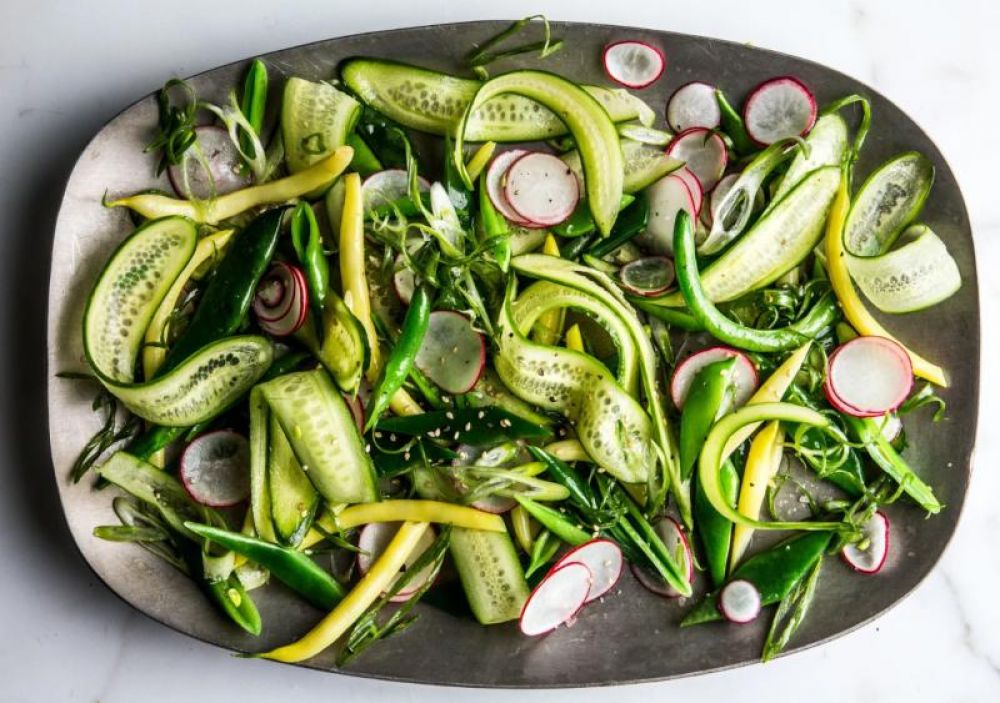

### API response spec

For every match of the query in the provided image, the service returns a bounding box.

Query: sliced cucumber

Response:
[844,151,934,256]
[248,387,277,543]
[454,71,623,236]
[310,291,369,395]
[259,369,377,504]
[847,223,961,313]
[341,58,646,142]
[651,166,842,306]
[771,113,848,204]
[563,138,683,194]
[282,78,361,174]
[268,414,319,547]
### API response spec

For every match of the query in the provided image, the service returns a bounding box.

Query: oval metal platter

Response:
[46,20,979,687]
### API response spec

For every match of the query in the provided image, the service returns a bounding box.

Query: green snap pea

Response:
[633,300,704,331]
[185,522,345,610]
[681,531,833,626]
[514,496,590,546]
[674,210,839,352]
[290,201,330,312]
[239,59,268,158]
[558,232,596,260]
[679,358,738,479]
[478,172,510,270]
[694,459,740,588]
[552,194,635,238]
[586,194,649,257]
[365,285,431,431]
[715,88,756,157]
[207,573,262,636]
[346,133,383,176]
[525,530,562,578]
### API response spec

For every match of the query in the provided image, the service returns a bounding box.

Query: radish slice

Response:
[671,346,758,408]
[519,562,592,636]
[486,149,533,226]
[639,173,697,255]
[619,256,675,297]
[667,128,728,191]
[504,152,580,227]
[666,81,721,132]
[719,579,761,623]
[357,522,440,602]
[179,430,250,507]
[554,538,623,603]
[415,311,487,394]
[673,167,704,216]
[362,169,430,212]
[841,511,890,574]
[253,262,309,337]
[743,76,817,146]
[168,125,251,200]
[824,337,913,417]
[392,253,416,306]
[343,393,365,434]
[602,41,665,89]
[632,517,693,598]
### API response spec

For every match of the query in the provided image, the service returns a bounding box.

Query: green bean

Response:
[377,406,552,446]
[290,201,330,311]
[552,194,635,239]
[239,59,268,158]
[477,172,510,270]
[586,194,649,257]
[346,133,383,176]
[634,300,704,331]
[526,446,597,511]
[715,88,756,156]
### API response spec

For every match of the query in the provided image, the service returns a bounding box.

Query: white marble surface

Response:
[1,0,998,700]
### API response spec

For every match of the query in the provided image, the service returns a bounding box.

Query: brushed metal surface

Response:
[46,20,978,687]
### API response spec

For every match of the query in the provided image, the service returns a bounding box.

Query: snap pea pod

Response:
[290,202,330,311]
[239,59,268,158]
[679,358,738,479]
[585,194,649,258]
[715,88,756,156]
[674,210,839,353]
[478,172,511,271]
[158,208,283,374]
[513,496,590,545]
[185,522,345,610]
[376,407,552,446]
[762,555,824,661]
[681,531,833,626]
[366,285,431,431]
[346,133,383,176]
[559,232,596,260]
[526,446,598,511]
[695,459,740,588]
[633,300,704,332]
[525,529,561,578]
[201,559,262,636]
[552,194,636,239]
[354,107,411,169]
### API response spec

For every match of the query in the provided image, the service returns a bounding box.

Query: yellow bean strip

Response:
[729,420,784,572]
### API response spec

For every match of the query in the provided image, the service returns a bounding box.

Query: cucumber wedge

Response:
[454,70,624,235]
[341,58,646,142]
[650,166,842,306]
[259,369,377,504]
[844,151,934,256]
[563,138,683,194]
[268,414,319,547]
[248,387,277,542]
[282,78,361,174]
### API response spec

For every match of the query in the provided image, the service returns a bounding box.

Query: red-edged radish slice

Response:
[743,76,817,146]
[666,81,721,132]
[619,256,676,297]
[504,152,580,227]
[179,430,250,507]
[667,128,728,191]
[824,337,913,417]
[673,167,704,218]
[640,173,697,255]
[357,522,440,602]
[168,125,251,200]
[719,579,761,623]
[362,169,430,212]
[343,393,365,434]
[632,517,693,598]
[554,538,623,603]
[519,562,592,636]
[602,41,665,89]
[415,310,487,394]
[671,346,758,408]
[253,262,309,336]
[841,511,890,574]
[392,253,416,306]
[486,149,533,226]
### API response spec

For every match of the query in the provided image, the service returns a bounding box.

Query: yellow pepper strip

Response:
[510,504,538,553]
[825,173,948,386]
[531,235,566,346]
[465,141,497,182]
[108,147,353,225]
[564,323,585,352]
[143,229,234,377]
[260,521,430,663]
[722,342,811,460]
[729,420,784,572]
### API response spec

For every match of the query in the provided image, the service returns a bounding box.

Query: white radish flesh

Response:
[673,167,704,215]
[179,431,251,507]
[743,76,817,146]
[415,311,487,394]
[671,346,758,408]
[505,152,580,227]
[602,41,666,89]
[554,539,623,603]
[357,522,439,601]
[824,336,913,417]
[841,511,890,574]
[519,562,592,636]
[667,81,721,132]
[719,579,762,623]
[253,263,309,337]
[639,174,697,255]
[392,253,416,306]
[486,149,533,226]
[667,128,728,191]
[168,126,251,200]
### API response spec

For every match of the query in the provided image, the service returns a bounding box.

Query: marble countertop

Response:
[1,1,997,700]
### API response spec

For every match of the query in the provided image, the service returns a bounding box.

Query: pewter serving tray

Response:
[46,21,978,687]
